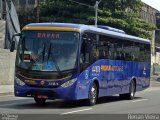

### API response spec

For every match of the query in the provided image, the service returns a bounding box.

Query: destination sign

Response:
[37,32,60,39]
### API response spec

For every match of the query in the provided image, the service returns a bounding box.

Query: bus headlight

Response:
[61,78,77,88]
[15,76,25,86]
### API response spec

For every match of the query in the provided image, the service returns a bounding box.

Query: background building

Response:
[12,0,46,12]
[139,2,160,75]
[155,13,160,46]
[0,0,2,19]
[140,2,158,25]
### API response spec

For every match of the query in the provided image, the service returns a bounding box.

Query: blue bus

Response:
[10,23,151,106]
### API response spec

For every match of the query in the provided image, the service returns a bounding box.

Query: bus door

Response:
[80,33,98,87]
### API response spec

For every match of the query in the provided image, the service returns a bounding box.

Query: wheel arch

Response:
[93,80,99,97]
[132,77,137,91]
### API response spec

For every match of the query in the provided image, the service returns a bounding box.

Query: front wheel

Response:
[86,82,98,106]
[34,97,46,105]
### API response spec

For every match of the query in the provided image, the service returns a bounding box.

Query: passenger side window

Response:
[80,32,97,70]
[80,33,150,63]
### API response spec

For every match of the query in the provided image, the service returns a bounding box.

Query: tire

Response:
[34,97,46,105]
[119,80,136,100]
[87,82,98,106]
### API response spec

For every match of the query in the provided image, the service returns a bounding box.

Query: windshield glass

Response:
[16,31,79,72]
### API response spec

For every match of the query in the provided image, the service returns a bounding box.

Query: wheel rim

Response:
[90,84,97,104]
[131,82,135,97]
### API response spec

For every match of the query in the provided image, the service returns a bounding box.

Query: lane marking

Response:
[132,99,148,103]
[61,108,93,115]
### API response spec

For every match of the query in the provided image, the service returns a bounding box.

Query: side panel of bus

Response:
[76,31,150,100]
[76,59,150,100]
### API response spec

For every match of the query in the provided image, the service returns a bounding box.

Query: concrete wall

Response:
[0,48,16,85]
[0,20,5,48]
[0,12,16,85]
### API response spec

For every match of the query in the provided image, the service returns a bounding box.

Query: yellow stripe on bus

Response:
[22,27,80,32]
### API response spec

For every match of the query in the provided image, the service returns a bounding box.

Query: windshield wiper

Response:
[48,43,62,76]
[42,43,45,62]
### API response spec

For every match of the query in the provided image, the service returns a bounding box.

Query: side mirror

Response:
[10,41,15,52]
[10,33,21,52]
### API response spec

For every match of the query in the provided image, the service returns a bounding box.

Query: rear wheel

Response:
[34,97,46,105]
[119,80,136,100]
[87,82,98,106]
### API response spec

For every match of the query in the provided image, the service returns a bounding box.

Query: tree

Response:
[19,0,156,40]
[97,0,156,39]
[18,9,37,28]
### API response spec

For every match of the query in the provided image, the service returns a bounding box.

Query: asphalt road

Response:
[0,81,160,120]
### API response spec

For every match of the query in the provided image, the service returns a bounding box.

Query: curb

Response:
[0,92,13,96]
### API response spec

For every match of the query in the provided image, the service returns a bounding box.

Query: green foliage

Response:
[18,0,156,40]
[18,9,37,28]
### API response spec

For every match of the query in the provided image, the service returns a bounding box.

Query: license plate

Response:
[37,95,48,99]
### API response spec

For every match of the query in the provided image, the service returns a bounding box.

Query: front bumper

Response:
[14,82,78,100]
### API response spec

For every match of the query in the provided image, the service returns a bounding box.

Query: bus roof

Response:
[23,23,151,44]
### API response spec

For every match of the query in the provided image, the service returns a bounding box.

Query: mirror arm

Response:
[10,33,21,52]
[12,33,21,41]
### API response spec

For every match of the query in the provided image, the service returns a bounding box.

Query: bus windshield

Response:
[16,31,79,72]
